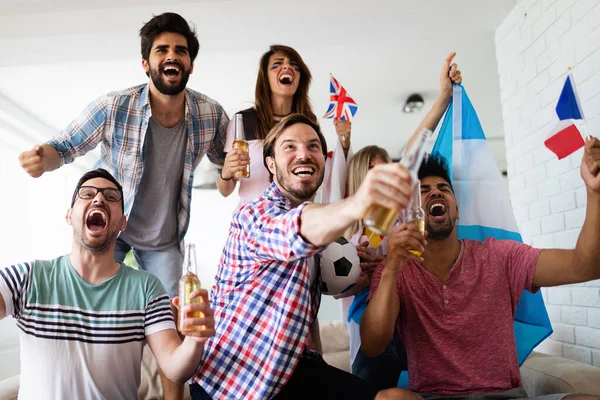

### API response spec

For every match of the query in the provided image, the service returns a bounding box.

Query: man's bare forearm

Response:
[162,337,205,382]
[574,191,600,281]
[300,199,357,247]
[216,173,236,197]
[360,265,401,357]
[406,93,451,151]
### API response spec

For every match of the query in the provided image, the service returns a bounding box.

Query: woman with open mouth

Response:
[216,44,353,208]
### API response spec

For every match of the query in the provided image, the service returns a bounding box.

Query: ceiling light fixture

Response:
[403,93,425,113]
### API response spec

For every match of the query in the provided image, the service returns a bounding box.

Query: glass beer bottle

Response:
[178,243,205,333]
[404,181,426,256]
[233,113,250,179]
[363,127,432,235]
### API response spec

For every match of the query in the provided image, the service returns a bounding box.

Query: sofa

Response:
[2,320,600,399]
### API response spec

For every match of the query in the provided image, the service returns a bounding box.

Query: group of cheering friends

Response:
[3,11,600,400]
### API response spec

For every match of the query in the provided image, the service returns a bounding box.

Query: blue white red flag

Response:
[545,73,585,160]
[323,74,358,121]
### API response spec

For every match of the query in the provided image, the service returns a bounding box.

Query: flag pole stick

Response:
[569,66,592,140]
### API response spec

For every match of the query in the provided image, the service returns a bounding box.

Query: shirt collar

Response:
[137,83,191,121]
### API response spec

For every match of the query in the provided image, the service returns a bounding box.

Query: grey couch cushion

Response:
[521,352,600,396]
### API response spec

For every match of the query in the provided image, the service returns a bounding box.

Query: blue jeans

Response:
[113,237,182,298]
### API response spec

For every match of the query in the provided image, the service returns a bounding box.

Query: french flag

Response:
[545,73,585,160]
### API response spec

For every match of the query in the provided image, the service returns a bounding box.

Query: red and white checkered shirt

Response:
[195,183,323,399]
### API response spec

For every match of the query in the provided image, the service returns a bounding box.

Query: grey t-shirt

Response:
[119,116,187,250]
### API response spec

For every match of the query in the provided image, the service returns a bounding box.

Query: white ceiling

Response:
[0,0,515,166]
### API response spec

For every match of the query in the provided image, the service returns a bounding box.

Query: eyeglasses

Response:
[77,186,122,202]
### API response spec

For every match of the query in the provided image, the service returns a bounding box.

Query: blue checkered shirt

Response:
[47,83,228,245]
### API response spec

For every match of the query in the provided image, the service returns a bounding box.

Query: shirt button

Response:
[444,299,449,304]
[442,285,447,289]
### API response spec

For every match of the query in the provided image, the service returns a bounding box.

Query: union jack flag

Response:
[323,74,358,121]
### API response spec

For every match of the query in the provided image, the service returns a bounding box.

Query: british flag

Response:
[323,74,358,121]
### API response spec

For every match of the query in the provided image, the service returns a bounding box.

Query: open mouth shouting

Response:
[85,208,108,235]
[161,63,182,79]
[427,200,448,223]
[279,73,294,85]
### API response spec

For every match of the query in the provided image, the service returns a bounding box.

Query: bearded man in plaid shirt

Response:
[190,113,413,400]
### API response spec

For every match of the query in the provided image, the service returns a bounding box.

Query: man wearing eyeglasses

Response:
[0,168,216,400]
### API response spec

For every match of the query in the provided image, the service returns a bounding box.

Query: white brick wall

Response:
[496,0,600,366]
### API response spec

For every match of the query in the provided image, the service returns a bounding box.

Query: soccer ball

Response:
[318,237,361,296]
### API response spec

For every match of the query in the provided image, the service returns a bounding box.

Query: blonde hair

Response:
[344,146,392,239]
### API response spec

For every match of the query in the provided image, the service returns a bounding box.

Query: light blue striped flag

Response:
[431,84,553,365]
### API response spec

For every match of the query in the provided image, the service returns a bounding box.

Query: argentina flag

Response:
[431,84,553,365]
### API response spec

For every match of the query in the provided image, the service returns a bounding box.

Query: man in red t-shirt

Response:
[361,137,600,400]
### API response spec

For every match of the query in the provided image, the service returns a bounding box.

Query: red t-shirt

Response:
[369,238,541,395]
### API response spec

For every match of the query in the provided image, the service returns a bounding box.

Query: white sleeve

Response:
[316,139,352,204]
[0,262,32,318]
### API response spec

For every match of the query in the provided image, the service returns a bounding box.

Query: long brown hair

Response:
[344,146,392,239]
[254,45,316,140]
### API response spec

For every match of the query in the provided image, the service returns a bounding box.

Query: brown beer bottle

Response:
[178,243,204,332]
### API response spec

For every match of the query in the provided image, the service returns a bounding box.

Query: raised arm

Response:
[333,119,352,159]
[18,144,61,178]
[533,137,600,287]
[18,96,109,178]
[301,162,412,246]
[405,52,463,151]
[360,222,425,357]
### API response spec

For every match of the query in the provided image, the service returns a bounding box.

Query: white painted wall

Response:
[0,139,82,380]
[496,0,600,367]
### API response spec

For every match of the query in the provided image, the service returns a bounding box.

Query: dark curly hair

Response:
[418,152,454,191]
[140,13,200,67]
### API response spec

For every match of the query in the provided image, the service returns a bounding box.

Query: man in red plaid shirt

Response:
[190,113,413,400]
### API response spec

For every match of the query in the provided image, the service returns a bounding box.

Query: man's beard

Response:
[73,224,119,255]
[426,217,456,240]
[275,161,324,203]
[149,63,190,96]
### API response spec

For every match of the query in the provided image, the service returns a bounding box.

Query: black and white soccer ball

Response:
[318,237,361,296]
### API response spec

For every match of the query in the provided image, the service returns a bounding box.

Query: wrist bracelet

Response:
[220,170,232,181]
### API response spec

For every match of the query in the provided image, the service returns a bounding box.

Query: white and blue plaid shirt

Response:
[48,83,228,246]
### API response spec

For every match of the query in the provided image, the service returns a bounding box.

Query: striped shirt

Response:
[47,83,229,247]
[195,183,323,399]
[0,256,175,400]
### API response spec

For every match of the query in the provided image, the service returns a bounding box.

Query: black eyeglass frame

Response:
[77,186,123,202]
